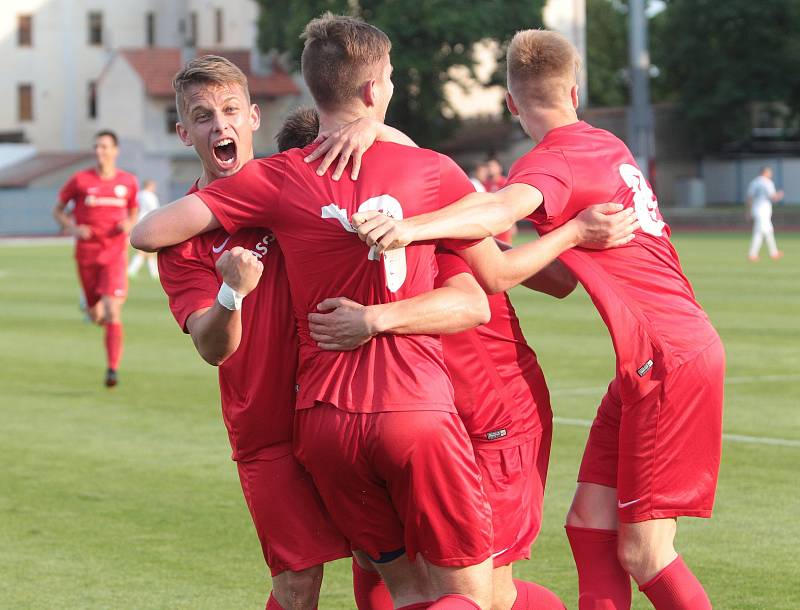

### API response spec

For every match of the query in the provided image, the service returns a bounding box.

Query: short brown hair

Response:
[276,106,319,152]
[300,12,391,110]
[173,55,250,120]
[507,29,580,107]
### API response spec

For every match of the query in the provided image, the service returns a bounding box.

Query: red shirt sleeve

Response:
[437,154,481,251]
[58,175,78,206]
[195,156,286,234]
[434,249,474,288]
[157,239,219,333]
[507,149,573,225]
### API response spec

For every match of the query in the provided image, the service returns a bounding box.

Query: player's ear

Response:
[571,84,579,110]
[249,103,261,132]
[363,79,377,109]
[505,91,519,117]
[176,121,193,147]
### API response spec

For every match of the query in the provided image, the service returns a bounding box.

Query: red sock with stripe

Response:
[352,558,393,610]
[512,579,566,609]
[104,322,123,370]
[566,525,632,609]
[639,555,711,610]
[428,594,480,609]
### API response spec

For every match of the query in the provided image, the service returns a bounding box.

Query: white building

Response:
[0,0,264,150]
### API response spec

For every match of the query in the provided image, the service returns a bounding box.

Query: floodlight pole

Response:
[628,0,655,180]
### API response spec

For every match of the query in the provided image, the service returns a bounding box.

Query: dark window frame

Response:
[88,11,103,46]
[19,84,33,121]
[18,14,33,47]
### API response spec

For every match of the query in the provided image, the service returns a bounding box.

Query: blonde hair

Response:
[300,12,391,110]
[173,55,250,120]
[507,29,580,107]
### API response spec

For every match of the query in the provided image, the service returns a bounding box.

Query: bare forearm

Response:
[494,238,577,297]
[494,225,578,293]
[53,206,74,231]
[130,194,219,251]
[368,287,489,335]
[406,184,542,242]
[187,303,242,365]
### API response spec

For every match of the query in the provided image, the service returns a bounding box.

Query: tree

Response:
[256,0,545,146]
[655,0,800,151]
[586,0,629,107]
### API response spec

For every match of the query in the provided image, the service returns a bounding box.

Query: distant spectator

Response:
[747,166,784,261]
[128,180,160,278]
[482,157,507,193]
[469,162,488,193]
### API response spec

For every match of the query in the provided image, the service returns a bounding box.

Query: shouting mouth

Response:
[213,138,238,168]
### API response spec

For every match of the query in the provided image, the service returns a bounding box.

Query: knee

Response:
[273,566,323,610]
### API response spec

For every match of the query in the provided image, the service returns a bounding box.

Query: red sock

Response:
[352,558,393,610]
[104,322,123,370]
[265,593,286,610]
[566,525,632,609]
[640,555,711,610]
[428,594,480,609]
[512,579,566,609]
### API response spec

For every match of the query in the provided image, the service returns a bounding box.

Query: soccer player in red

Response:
[153,56,354,610]
[353,29,725,610]
[307,248,574,610]
[54,130,138,387]
[131,15,635,609]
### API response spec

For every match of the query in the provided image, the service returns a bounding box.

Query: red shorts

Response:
[474,421,551,568]
[294,404,493,567]
[578,339,725,523]
[77,256,127,307]
[236,446,351,576]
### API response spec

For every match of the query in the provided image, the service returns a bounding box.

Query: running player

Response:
[353,29,725,610]
[155,56,353,610]
[128,179,161,279]
[54,130,138,387]
[131,15,630,609]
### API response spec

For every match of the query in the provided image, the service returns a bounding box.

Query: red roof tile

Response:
[0,152,94,187]
[117,48,300,99]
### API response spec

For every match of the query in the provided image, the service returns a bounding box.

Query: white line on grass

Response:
[551,373,800,397]
[0,236,72,246]
[553,417,800,447]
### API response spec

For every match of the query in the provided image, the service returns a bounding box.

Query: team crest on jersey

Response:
[114,184,129,198]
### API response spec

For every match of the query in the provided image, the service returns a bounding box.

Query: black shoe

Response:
[105,368,118,388]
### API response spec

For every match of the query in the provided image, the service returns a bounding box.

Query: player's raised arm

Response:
[353,182,543,253]
[308,273,490,351]
[460,203,637,294]
[304,117,417,181]
[130,193,219,252]
[183,247,263,365]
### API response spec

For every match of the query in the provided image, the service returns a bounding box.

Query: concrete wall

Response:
[0,187,60,235]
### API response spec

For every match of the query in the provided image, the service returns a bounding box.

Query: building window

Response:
[166,106,179,133]
[88,11,103,46]
[215,9,223,44]
[187,12,197,47]
[18,15,33,47]
[88,82,97,119]
[18,84,33,121]
[146,12,155,47]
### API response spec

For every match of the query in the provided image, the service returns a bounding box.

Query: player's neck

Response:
[96,163,116,179]
[318,108,377,134]
[525,108,579,143]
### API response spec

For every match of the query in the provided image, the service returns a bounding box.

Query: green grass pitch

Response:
[0,232,798,609]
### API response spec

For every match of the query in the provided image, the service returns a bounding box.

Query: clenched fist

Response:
[215,246,263,297]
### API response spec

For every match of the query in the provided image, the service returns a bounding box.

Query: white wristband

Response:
[217,282,243,311]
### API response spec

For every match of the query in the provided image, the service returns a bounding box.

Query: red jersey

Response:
[59,168,138,264]
[196,143,475,413]
[435,251,551,449]
[157,183,298,462]
[508,121,719,402]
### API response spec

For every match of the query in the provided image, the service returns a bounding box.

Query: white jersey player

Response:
[747,166,784,260]
[128,180,161,278]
